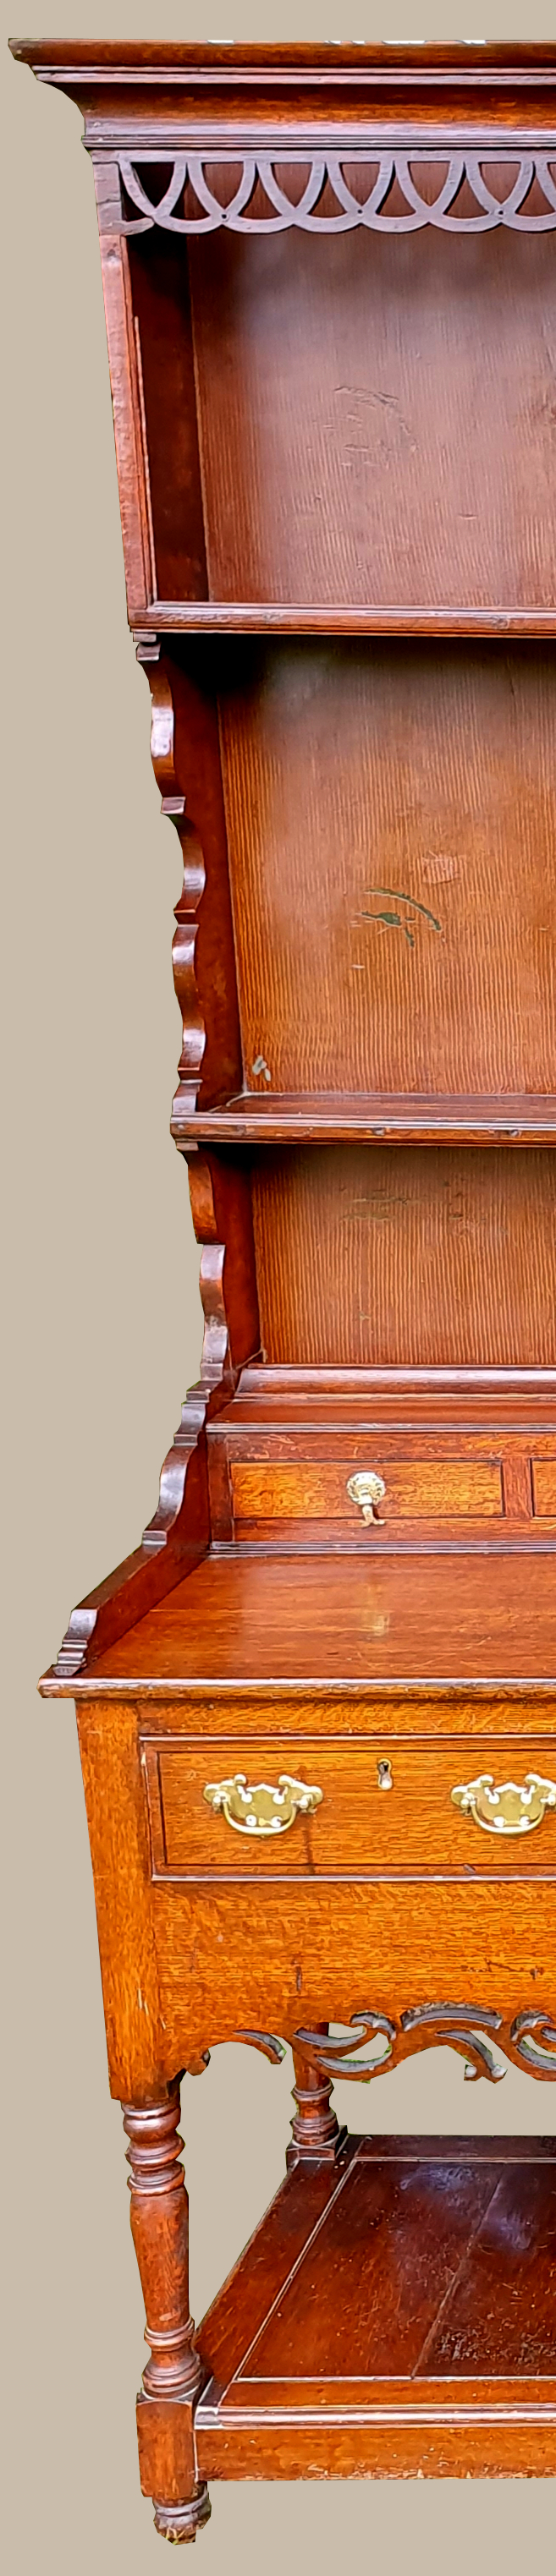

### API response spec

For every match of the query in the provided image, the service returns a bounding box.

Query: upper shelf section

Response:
[13,42,556,635]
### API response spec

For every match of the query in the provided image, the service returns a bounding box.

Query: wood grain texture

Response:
[140,1885,556,2081]
[10,40,556,127]
[251,1147,556,1369]
[186,1153,261,1388]
[220,644,555,1098]
[128,238,207,606]
[123,2085,211,2539]
[173,1091,556,1145]
[123,2086,202,2400]
[211,1406,553,1547]
[197,2148,360,2395]
[194,2137,556,2478]
[93,164,153,623]
[289,2023,344,2162]
[140,604,556,639]
[196,2417,556,2480]
[142,1734,556,1880]
[152,1877,555,2067]
[235,1362,556,1409]
[14,32,556,2533]
[139,643,242,1117]
[57,1551,556,1691]
[236,2154,512,2377]
[420,2158,556,2374]
[534,1461,556,1516]
[75,1700,162,2100]
[230,1460,503,1521]
[190,236,556,613]
[130,1690,556,1740]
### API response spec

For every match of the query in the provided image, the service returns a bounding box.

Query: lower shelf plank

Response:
[195,2135,556,2480]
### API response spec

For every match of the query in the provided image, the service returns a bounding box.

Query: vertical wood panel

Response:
[220,643,555,1099]
[251,1146,556,1369]
[190,227,556,609]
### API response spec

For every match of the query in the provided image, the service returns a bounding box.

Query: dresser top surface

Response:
[47,1552,556,1696]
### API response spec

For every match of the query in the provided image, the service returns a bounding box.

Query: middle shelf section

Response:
[145,633,556,1148]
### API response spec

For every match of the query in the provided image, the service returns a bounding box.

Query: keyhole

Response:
[377,1759,393,1791]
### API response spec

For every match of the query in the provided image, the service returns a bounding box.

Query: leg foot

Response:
[153,2487,212,2545]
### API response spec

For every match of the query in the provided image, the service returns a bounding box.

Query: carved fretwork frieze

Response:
[228,2005,556,2084]
[114,150,556,237]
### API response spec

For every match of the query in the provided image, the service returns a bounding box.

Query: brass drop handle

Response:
[451,1772,556,1837]
[203,1773,323,1837]
[347,1471,386,1526]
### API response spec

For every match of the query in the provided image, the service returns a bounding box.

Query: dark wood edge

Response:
[40,1670,556,1701]
[238,1364,556,1394]
[172,1093,556,1147]
[140,607,556,639]
[9,41,556,78]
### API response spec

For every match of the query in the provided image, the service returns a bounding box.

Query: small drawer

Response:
[533,1459,556,1517]
[230,1461,502,1526]
[141,1737,556,1880]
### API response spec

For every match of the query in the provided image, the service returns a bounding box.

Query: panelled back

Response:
[250,1145,556,1368]
[218,641,555,1099]
[128,221,556,613]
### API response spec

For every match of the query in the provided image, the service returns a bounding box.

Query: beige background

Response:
[3,5,555,2569]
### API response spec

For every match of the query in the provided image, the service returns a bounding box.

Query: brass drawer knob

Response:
[203,1773,323,1837]
[451,1771,556,1836]
[346,1471,386,1525]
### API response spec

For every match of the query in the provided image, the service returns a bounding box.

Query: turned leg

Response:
[287,2025,347,2168]
[122,2080,211,2543]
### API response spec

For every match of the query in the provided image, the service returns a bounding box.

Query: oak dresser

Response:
[11,38,556,2536]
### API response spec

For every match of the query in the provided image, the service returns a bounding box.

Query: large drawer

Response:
[141,1735,556,1881]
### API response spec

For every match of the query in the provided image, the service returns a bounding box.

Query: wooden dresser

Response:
[12,39,556,2534]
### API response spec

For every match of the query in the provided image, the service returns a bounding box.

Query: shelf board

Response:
[139,602,556,639]
[195,2135,556,2482]
[173,1091,556,1146]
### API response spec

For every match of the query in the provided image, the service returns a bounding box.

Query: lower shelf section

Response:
[195,2135,556,2480]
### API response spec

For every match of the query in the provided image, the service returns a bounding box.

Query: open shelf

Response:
[172,1092,556,1147]
[195,2135,556,2481]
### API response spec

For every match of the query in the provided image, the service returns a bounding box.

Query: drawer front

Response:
[231,1460,502,1525]
[534,1460,556,1517]
[142,1737,556,1880]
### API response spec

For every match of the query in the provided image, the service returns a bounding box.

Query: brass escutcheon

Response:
[346,1471,386,1526]
[451,1772,556,1837]
[203,1773,323,1837]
